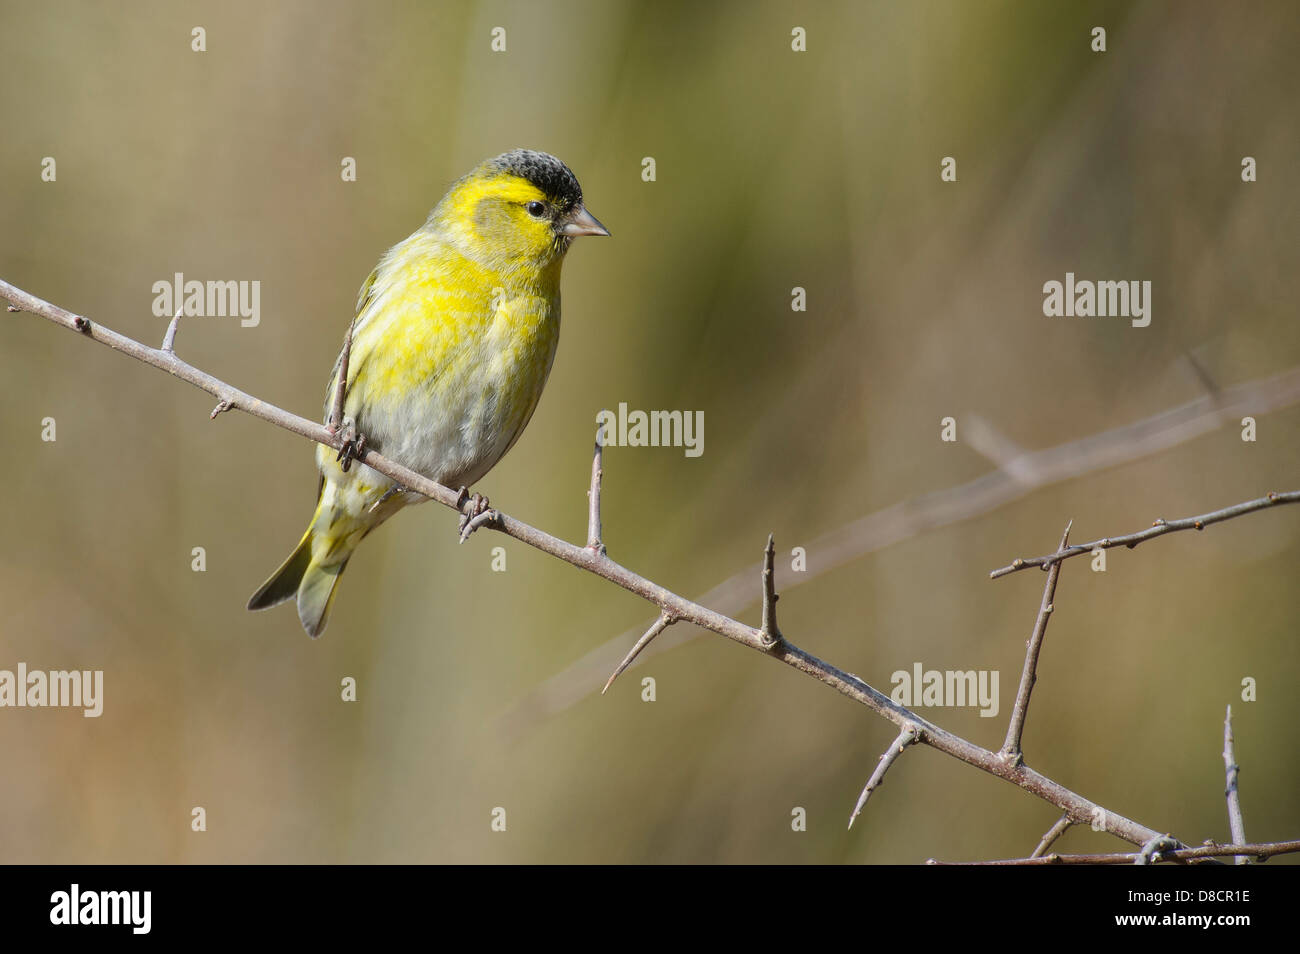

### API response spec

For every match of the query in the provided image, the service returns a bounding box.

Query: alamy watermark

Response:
[50,884,150,934]
[152,272,260,327]
[890,662,999,718]
[1043,272,1151,327]
[0,663,103,717]
[596,403,704,457]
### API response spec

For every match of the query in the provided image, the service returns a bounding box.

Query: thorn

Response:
[760,533,782,649]
[368,484,405,514]
[161,306,182,353]
[848,726,918,829]
[602,613,674,693]
[587,426,605,553]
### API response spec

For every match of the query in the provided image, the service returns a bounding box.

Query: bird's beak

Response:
[558,204,611,237]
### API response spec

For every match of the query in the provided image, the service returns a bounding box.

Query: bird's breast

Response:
[350,276,562,489]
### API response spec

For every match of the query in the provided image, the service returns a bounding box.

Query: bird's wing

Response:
[312,265,382,502]
[321,265,381,422]
[355,265,380,316]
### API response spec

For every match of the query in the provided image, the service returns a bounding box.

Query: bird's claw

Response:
[334,420,366,473]
[457,492,496,543]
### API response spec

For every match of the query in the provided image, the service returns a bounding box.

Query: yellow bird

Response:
[248,150,609,637]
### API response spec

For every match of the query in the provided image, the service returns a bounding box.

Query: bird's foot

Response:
[334,420,367,473]
[456,490,497,543]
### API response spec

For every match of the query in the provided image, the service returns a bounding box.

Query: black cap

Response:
[486,149,583,211]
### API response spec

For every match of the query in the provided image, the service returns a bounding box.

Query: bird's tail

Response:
[247,499,359,638]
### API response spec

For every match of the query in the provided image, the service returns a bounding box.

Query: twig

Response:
[602,613,675,694]
[991,492,1300,579]
[1223,705,1247,864]
[930,840,1300,865]
[759,533,782,649]
[2,279,346,454]
[848,725,918,829]
[3,277,1282,855]
[518,364,1300,725]
[1031,814,1074,858]
[1000,522,1071,764]
[586,426,605,554]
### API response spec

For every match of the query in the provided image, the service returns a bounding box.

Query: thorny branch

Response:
[991,492,1300,579]
[5,276,1299,863]
[931,840,1300,866]
[519,361,1300,724]
[937,708,1290,865]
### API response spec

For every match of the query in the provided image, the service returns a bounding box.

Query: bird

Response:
[247,149,609,637]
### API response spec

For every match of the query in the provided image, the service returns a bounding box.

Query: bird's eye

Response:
[525,201,546,218]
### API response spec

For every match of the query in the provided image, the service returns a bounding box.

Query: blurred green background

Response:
[1,0,1297,863]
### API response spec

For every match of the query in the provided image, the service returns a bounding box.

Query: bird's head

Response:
[434,149,609,271]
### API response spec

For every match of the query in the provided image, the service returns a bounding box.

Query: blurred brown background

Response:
[0,0,1296,863]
